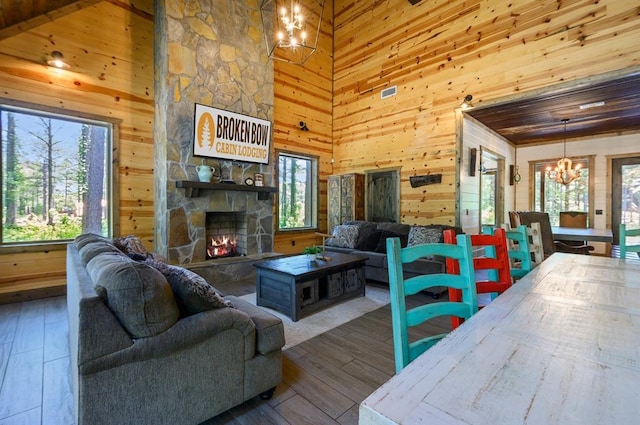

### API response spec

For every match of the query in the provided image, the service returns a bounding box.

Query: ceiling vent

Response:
[381,86,397,99]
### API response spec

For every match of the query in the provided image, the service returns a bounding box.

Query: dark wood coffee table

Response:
[254,252,368,321]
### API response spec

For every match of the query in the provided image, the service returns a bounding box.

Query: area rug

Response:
[239,285,390,350]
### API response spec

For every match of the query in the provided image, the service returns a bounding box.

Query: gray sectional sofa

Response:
[67,233,284,425]
[324,221,462,296]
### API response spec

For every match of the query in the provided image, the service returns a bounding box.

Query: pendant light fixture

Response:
[546,119,581,185]
[260,0,325,64]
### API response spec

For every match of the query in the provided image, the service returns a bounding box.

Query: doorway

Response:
[479,149,505,229]
[611,156,640,245]
[365,168,400,223]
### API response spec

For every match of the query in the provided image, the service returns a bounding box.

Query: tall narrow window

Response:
[1,104,115,244]
[532,157,591,226]
[277,152,317,230]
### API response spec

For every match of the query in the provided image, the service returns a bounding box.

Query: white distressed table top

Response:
[359,253,640,425]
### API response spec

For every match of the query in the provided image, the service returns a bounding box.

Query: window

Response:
[277,152,317,230]
[532,157,591,226]
[1,103,115,245]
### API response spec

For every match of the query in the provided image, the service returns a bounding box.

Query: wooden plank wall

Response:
[332,0,640,226]
[0,0,155,300]
[272,1,335,255]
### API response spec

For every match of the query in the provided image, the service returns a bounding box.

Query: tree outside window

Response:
[278,152,317,230]
[1,104,114,244]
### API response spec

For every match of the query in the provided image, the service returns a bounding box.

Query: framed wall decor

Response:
[193,103,272,164]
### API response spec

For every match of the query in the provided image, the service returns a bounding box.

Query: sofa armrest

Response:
[226,296,285,355]
[79,306,255,375]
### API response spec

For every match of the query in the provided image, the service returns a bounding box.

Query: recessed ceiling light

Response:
[579,101,605,110]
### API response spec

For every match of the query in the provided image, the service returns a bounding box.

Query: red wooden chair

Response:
[443,228,512,328]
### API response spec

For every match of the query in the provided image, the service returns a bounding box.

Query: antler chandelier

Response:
[546,119,581,185]
[260,0,325,64]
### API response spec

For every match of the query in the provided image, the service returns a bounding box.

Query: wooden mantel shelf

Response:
[176,181,277,200]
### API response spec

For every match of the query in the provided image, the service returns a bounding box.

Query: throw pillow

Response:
[113,235,150,258]
[145,259,233,316]
[408,226,442,246]
[355,227,382,251]
[374,230,408,254]
[326,224,359,248]
[91,255,180,338]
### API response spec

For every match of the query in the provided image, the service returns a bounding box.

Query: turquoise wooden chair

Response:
[484,225,533,280]
[619,223,640,259]
[386,235,478,373]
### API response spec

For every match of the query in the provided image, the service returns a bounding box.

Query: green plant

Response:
[302,246,322,255]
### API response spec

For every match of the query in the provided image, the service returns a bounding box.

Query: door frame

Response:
[609,154,640,244]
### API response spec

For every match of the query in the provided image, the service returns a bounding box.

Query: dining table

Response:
[359,253,640,424]
[551,226,613,243]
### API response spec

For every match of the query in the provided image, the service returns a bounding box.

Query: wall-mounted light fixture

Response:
[461,94,474,109]
[47,51,70,69]
[299,121,309,131]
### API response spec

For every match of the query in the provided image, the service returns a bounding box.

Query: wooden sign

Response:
[410,174,442,188]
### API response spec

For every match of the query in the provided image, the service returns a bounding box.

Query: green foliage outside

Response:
[3,214,83,242]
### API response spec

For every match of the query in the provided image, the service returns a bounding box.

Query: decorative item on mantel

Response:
[196,160,215,183]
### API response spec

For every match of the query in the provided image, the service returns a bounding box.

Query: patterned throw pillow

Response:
[326,224,360,248]
[113,235,150,258]
[145,259,233,316]
[408,226,442,246]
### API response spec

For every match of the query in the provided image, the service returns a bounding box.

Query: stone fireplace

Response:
[153,1,275,265]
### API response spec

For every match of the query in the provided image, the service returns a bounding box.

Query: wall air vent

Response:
[381,86,397,99]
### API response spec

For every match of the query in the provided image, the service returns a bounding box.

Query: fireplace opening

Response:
[205,211,247,259]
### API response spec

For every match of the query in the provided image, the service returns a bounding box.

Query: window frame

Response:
[529,155,595,226]
[275,150,318,233]
[0,98,120,251]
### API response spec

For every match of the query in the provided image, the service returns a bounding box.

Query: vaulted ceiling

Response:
[3,1,640,147]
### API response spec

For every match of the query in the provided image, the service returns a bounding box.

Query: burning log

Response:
[207,235,237,259]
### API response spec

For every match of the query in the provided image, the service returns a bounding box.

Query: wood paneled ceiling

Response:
[0,0,104,40]
[465,72,640,146]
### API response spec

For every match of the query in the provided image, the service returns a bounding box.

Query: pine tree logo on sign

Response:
[197,112,215,150]
[193,104,271,165]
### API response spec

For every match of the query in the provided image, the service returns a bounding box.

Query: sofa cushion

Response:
[355,227,382,251]
[326,224,359,248]
[377,222,411,235]
[408,226,442,246]
[90,255,180,338]
[75,233,112,249]
[145,259,232,316]
[77,238,126,265]
[375,230,408,253]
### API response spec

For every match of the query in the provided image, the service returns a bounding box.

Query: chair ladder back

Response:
[386,236,478,374]
[499,224,534,279]
[443,228,512,328]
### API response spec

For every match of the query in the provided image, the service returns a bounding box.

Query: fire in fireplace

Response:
[207,235,238,259]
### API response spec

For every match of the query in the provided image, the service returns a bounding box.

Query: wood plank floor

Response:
[0,281,451,425]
